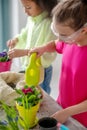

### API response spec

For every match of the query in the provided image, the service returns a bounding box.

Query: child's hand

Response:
[29,46,46,58]
[8,49,28,59]
[8,49,21,59]
[51,109,70,124]
[7,38,18,49]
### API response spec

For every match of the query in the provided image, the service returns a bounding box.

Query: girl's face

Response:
[21,0,43,17]
[51,20,87,45]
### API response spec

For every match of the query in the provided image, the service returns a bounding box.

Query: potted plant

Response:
[15,84,42,129]
[0,51,12,72]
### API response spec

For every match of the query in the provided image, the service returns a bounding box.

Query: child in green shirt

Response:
[7,0,57,94]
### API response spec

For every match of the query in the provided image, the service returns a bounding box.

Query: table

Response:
[0,91,86,130]
[0,90,86,130]
[31,90,86,130]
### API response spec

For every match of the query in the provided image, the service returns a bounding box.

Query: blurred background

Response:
[0,0,62,100]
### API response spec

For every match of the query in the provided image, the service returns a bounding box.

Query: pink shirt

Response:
[56,42,87,127]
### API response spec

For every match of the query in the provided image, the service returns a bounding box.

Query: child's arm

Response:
[29,40,56,57]
[7,24,28,50]
[7,40,57,59]
[51,100,87,124]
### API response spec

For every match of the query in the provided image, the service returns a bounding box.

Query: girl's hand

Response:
[29,41,56,57]
[51,109,70,124]
[52,100,87,124]
[8,49,29,59]
[29,46,46,58]
[7,38,18,49]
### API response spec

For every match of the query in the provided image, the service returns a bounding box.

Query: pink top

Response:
[56,41,87,127]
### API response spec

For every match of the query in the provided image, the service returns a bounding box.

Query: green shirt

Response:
[15,11,57,69]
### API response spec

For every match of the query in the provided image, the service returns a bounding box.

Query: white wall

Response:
[50,55,62,99]
[10,0,27,37]
[10,0,19,37]
[18,0,27,32]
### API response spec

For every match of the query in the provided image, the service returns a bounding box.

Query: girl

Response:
[29,0,87,127]
[7,0,57,94]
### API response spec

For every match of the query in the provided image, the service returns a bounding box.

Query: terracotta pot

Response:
[16,102,40,129]
[0,60,12,72]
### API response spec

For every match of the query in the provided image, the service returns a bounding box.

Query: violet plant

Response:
[0,51,10,62]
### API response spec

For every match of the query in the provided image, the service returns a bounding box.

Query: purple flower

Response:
[0,52,7,57]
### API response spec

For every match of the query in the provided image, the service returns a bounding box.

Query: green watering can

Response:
[25,53,41,86]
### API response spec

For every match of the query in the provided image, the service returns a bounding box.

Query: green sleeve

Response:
[15,23,28,49]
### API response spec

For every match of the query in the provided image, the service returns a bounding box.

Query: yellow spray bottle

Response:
[25,53,41,86]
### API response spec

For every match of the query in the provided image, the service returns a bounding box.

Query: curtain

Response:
[0,0,11,52]
[0,1,3,51]
[0,0,26,52]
